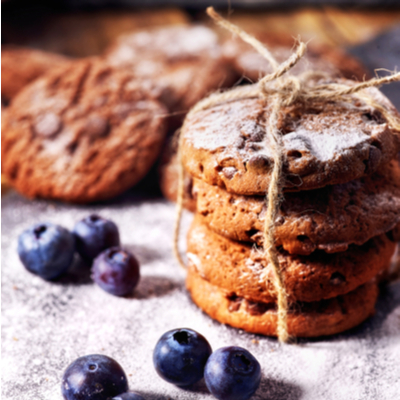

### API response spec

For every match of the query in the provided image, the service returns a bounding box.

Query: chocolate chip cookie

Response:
[106,25,237,122]
[1,46,69,103]
[181,82,400,194]
[193,159,400,254]
[2,58,168,203]
[187,217,395,303]
[187,267,378,338]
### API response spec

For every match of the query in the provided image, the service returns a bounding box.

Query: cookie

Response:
[181,81,400,195]
[1,46,69,103]
[187,217,394,303]
[223,34,369,82]
[193,159,400,254]
[187,267,378,338]
[2,58,168,203]
[159,135,196,212]
[106,25,237,121]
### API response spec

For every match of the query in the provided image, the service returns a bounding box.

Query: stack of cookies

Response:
[179,78,400,338]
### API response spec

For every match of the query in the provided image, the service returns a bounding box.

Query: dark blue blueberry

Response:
[17,222,75,280]
[92,247,140,296]
[204,346,261,400]
[153,328,212,387]
[73,215,120,263]
[112,392,146,400]
[62,354,128,400]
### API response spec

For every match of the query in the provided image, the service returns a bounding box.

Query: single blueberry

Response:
[73,215,120,263]
[17,222,75,280]
[92,247,140,296]
[112,392,146,400]
[204,346,261,400]
[153,328,212,387]
[62,354,128,400]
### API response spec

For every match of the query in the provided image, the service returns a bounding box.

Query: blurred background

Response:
[2,0,400,105]
[2,0,400,198]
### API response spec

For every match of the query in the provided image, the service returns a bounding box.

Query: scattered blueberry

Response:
[204,346,261,400]
[112,392,146,400]
[62,354,128,400]
[92,247,140,296]
[153,328,212,387]
[17,222,75,280]
[73,215,120,262]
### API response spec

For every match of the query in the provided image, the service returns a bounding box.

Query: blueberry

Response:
[92,247,140,296]
[62,354,128,400]
[153,328,212,387]
[204,346,261,400]
[17,222,75,280]
[112,393,146,400]
[73,215,120,262]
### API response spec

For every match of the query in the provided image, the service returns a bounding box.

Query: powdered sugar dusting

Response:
[110,25,220,67]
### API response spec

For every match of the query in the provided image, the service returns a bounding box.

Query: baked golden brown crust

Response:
[181,85,400,195]
[1,58,168,203]
[186,267,378,338]
[193,160,400,254]
[106,25,237,122]
[1,46,69,102]
[187,217,394,303]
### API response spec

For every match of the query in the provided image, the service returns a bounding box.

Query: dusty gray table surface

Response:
[2,190,400,400]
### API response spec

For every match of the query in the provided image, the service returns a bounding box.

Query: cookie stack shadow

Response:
[179,85,400,338]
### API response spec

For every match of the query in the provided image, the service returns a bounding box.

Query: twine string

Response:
[173,7,400,342]
[259,93,290,342]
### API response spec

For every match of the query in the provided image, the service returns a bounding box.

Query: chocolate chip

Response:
[34,112,62,138]
[287,150,303,159]
[247,154,270,171]
[227,294,242,312]
[330,272,346,286]
[85,115,110,138]
[297,235,310,243]
[249,130,264,142]
[235,137,245,149]
[245,142,263,151]
[363,145,382,174]
[245,229,258,239]
[222,167,237,180]
[245,300,275,316]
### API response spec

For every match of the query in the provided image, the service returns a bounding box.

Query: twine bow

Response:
[174,7,400,343]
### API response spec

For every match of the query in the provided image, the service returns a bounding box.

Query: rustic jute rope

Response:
[173,7,400,343]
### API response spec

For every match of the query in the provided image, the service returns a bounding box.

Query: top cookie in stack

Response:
[181,83,399,194]
[181,73,400,338]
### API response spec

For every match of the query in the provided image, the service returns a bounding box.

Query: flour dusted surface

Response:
[2,191,399,399]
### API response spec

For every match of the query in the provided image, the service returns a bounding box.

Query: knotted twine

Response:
[173,7,400,343]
